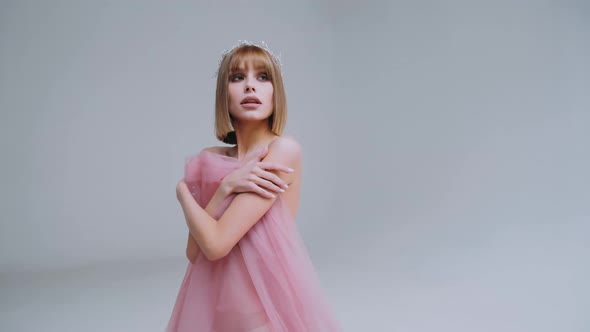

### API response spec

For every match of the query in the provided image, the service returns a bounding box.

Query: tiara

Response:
[214,40,283,77]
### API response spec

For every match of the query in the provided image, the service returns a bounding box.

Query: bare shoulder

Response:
[267,135,302,162]
[267,136,301,188]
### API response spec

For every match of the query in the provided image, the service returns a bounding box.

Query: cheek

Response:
[228,85,240,103]
[227,87,233,100]
[266,86,274,102]
[227,89,239,114]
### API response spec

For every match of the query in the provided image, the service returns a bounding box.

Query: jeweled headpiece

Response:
[215,40,283,77]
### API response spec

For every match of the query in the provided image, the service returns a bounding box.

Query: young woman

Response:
[166,42,341,332]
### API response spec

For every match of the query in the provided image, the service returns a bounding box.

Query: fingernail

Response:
[288,168,294,172]
[279,189,285,193]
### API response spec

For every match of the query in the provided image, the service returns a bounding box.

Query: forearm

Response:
[178,183,222,260]
[186,184,229,261]
[205,183,230,216]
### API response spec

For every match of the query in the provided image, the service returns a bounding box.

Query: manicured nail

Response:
[288,168,294,172]
[279,188,285,193]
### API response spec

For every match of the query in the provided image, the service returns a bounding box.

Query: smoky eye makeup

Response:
[228,69,270,82]
[258,72,270,80]
[229,73,244,81]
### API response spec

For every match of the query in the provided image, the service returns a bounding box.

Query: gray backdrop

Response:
[1,0,589,331]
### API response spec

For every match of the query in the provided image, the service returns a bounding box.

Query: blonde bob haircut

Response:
[215,44,287,144]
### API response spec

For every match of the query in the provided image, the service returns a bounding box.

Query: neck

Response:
[231,120,277,160]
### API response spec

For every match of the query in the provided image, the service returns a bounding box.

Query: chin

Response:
[230,110,273,122]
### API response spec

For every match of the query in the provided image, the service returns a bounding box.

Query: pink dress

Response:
[166,149,341,332]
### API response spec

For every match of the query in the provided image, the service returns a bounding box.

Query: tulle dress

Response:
[165,149,341,332]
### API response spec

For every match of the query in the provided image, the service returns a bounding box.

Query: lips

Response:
[241,97,261,104]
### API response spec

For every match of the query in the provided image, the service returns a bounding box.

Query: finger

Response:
[257,161,294,174]
[254,169,289,189]
[257,188,275,199]
[250,183,275,198]
[253,176,286,193]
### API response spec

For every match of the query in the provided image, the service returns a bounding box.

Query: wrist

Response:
[218,181,231,198]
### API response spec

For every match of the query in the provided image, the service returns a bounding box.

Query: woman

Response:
[167,41,340,332]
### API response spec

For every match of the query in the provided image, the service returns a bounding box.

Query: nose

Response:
[244,78,256,92]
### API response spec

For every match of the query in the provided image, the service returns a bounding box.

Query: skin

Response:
[185,146,294,262]
[219,145,293,200]
[178,61,302,261]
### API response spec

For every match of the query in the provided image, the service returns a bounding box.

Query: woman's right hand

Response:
[220,146,294,199]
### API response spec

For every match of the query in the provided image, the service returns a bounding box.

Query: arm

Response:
[185,185,230,262]
[185,147,292,262]
[177,137,301,261]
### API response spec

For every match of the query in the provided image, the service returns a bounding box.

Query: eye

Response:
[230,74,244,82]
[258,73,270,81]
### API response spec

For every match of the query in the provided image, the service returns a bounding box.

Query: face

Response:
[227,62,274,124]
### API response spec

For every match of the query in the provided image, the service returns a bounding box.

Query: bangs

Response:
[228,46,275,79]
